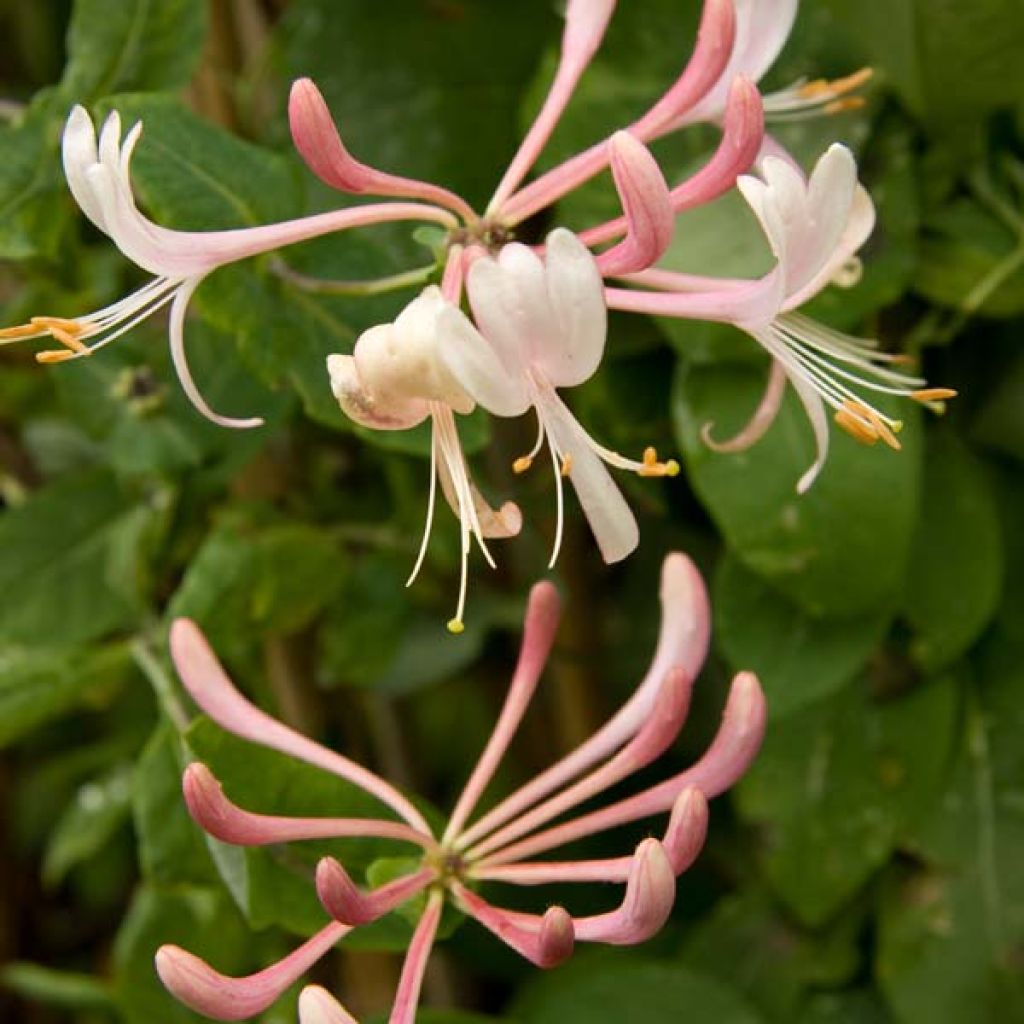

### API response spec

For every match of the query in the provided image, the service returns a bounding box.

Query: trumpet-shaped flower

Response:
[327,274,521,633]
[0,106,457,428]
[438,228,679,567]
[154,554,766,1022]
[606,144,955,491]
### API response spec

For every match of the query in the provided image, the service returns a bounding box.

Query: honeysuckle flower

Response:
[0,106,458,428]
[437,228,680,567]
[606,144,956,491]
[679,0,871,130]
[155,553,766,1023]
[326,254,522,634]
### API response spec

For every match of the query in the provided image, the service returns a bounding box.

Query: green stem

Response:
[270,258,436,297]
[131,638,190,734]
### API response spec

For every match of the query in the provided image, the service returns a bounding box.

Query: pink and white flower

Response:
[154,553,766,1022]
[607,144,955,491]
[0,106,458,428]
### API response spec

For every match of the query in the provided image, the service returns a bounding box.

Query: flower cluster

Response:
[1,0,953,629]
[154,553,765,1022]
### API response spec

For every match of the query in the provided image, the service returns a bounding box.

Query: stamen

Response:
[911,388,958,402]
[798,68,873,101]
[834,404,879,445]
[448,619,466,635]
[0,323,43,340]
[513,416,546,475]
[560,454,573,477]
[824,97,867,115]
[637,447,680,478]
[513,456,533,474]
[36,349,78,364]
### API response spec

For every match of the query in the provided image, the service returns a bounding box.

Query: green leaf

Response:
[133,724,216,885]
[0,642,130,747]
[43,760,134,885]
[168,519,347,651]
[714,555,891,719]
[0,470,140,646]
[514,954,765,1024]
[903,429,1002,670]
[831,0,1024,138]
[877,635,1024,1022]
[62,0,208,98]
[681,890,862,1021]
[737,675,959,926]
[0,962,115,1013]
[672,360,923,617]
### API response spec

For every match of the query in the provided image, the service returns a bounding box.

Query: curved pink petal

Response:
[288,78,473,221]
[182,763,434,849]
[389,893,443,1024]
[452,885,575,968]
[593,133,674,277]
[315,858,436,926]
[155,923,349,1021]
[572,839,676,944]
[169,620,431,834]
[702,356,787,452]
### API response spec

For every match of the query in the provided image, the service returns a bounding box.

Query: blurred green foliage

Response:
[1,1,1023,1022]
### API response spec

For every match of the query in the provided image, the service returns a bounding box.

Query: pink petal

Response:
[288,78,473,221]
[315,858,436,926]
[170,620,432,834]
[593,133,674,277]
[470,788,709,885]
[701,356,787,452]
[444,582,561,842]
[388,893,443,1024]
[182,762,435,849]
[298,986,359,1024]
[572,839,676,945]
[456,553,709,851]
[452,885,575,968]
[155,923,349,1021]
[467,666,692,862]
[481,672,765,864]
[487,0,617,214]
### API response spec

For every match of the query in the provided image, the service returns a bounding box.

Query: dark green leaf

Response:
[672,360,923,617]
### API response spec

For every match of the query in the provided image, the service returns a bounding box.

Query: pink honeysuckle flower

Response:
[155,553,766,1022]
[0,106,460,429]
[606,144,956,492]
[679,0,871,131]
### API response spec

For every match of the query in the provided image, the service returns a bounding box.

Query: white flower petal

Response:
[437,305,531,417]
[540,228,607,388]
[61,106,107,232]
[535,387,639,564]
[327,351,429,431]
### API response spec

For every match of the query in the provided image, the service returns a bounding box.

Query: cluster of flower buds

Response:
[0,0,954,629]
[154,553,766,1022]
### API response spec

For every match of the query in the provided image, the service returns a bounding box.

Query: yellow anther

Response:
[560,454,573,477]
[824,97,867,115]
[799,67,873,101]
[513,455,533,474]
[911,388,958,402]
[835,404,880,446]
[36,349,77,364]
[31,316,85,336]
[0,323,41,340]
[447,618,465,635]
[889,354,918,367]
[638,446,680,478]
